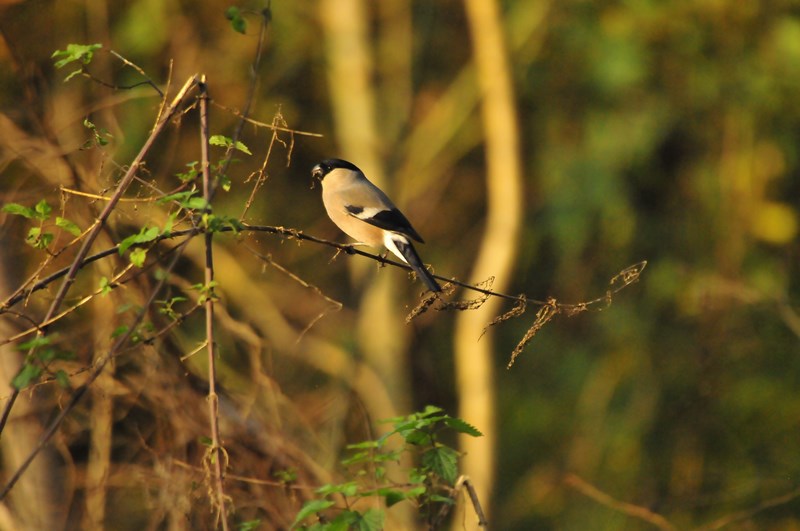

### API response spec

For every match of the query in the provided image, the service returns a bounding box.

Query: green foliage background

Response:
[0,1,799,529]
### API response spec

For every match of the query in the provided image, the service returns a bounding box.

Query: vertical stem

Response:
[198,76,229,531]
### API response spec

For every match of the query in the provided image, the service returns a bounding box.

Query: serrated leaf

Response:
[291,499,335,528]
[12,364,42,390]
[233,140,252,155]
[422,446,459,485]
[2,203,36,218]
[56,216,81,236]
[129,247,147,267]
[444,417,483,437]
[353,508,384,531]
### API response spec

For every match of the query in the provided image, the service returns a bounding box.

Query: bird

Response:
[311,158,442,293]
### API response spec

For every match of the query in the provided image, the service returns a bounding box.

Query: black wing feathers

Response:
[345,205,425,243]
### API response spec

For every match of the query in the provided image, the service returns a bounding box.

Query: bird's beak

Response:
[311,164,323,181]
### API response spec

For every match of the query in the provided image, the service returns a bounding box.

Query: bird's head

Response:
[311,158,362,185]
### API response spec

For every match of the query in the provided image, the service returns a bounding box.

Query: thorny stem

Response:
[198,77,230,530]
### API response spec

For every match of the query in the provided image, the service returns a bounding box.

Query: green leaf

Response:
[379,489,406,507]
[157,190,196,205]
[54,369,71,388]
[56,216,81,236]
[421,405,445,416]
[118,226,160,254]
[209,134,251,155]
[176,161,200,183]
[237,520,261,531]
[129,247,147,267]
[291,499,335,528]
[352,508,384,531]
[220,173,232,192]
[26,227,54,249]
[36,348,58,362]
[198,435,213,446]
[316,482,358,497]
[12,363,42,390]
[17,336,52,351]
[233,140,252,155]
[182,196,210,210]
[422,446,459,485]
[209,135,230,148]
[403,429,431,446]
[406,485,427,498]
[2,203,36,219]
[346,440,381,450]
[51,43,102,69]
[428,494,455,504]
[34,199,52,220]
[99,276,112,296]
[111,325,129,338]
[225,7,247,34]
[444,417,483,437]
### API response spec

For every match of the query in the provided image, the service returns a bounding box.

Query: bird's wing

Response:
[345,204,425,243]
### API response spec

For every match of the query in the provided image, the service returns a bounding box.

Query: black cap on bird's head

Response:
[311,158,361,182]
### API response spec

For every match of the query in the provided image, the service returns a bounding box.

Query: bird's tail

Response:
[387,234,442,293]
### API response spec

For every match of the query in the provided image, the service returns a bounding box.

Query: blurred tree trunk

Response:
[454,0,523,527]
[318,1,413,528]
[0,260,65,530]
[81,252,118,530]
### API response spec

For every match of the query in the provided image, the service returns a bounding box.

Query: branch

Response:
[198,77,230,531]
[0,75,200,437]
[565,473,677,531]
[0,233,194,501]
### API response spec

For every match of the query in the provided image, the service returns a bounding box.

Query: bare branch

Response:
[565,473,677,531]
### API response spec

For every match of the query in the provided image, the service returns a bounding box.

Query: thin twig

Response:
[198,77,230,530]
[693,484,800,530]
[565,473,677,531]
[1,223,646,317]
[456,475,489,528]
[213,4,273,202]
[0,75,199,437]
[210,101,323,138]
[0,234,194,501]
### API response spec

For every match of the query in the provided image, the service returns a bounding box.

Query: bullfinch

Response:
[311,158,441,292]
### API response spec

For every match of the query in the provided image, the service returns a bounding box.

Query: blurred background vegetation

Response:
[1,0,799,529]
